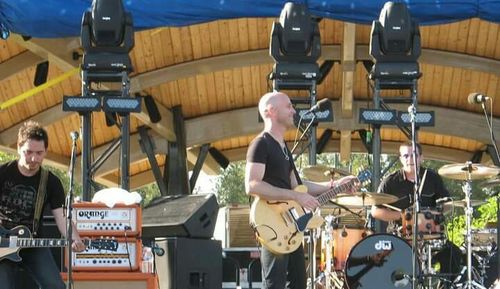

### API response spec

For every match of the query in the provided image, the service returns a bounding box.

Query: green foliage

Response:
[212,161,247,206]
[447,196,497,246]
[136,183,161,207]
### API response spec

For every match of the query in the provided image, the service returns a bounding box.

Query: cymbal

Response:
[330,192,398,207]
[442,199,487,214]
[481,178,500,188]
[302,165,350,182]
[438,163,500,180]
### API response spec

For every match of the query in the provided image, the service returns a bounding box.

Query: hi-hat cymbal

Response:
[302,165,351,182]
[330,192,398,207]
[442,199,487,214]
[438,163,500,180]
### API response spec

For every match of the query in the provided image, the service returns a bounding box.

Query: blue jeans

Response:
[0,248,65,289]
[260,245,306,289]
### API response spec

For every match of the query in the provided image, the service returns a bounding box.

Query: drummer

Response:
[370,142,462,287]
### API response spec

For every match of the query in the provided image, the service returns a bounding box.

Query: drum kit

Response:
[302,162,499,289]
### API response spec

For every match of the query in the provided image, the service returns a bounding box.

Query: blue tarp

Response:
[0,0,499,38]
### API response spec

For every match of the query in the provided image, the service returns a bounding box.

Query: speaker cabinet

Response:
[142,194,218,238]
[155,238,221,289]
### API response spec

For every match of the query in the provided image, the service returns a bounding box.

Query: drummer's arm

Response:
[371,205,401,222]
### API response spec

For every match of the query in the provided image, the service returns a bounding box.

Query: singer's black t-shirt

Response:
[246,132,293,190]
[0,160,65,234]
[376,167,449,210]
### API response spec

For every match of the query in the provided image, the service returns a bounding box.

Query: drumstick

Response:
[418,169,428,197]
[381,203,402,212]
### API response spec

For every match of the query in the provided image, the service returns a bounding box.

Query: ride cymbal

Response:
[330,192,398,207]
[438,163,500,180]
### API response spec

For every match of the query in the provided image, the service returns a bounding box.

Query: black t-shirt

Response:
[377,167,449,210]
[246,132,294,190]
[0,160,65,234]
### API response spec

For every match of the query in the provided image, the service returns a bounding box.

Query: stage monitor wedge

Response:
[142,194,219,239]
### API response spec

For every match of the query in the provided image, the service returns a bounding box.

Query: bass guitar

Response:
[250,169,371,254]
[0,225,118,262]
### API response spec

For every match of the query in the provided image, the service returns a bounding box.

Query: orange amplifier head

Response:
[67,237,142,271]
[72,202,142,237]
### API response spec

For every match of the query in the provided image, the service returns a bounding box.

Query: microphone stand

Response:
[65,132,79,289]
[291,111,317,157]
[408,104,421,289]
[479,99,500,282]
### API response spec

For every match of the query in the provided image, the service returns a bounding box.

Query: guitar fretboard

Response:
[316,179,358,205]
[16,238,68,248]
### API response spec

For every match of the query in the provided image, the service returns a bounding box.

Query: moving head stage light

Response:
[269,2,321,87]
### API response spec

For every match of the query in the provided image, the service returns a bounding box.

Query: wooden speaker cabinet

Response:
[61,272,158,289]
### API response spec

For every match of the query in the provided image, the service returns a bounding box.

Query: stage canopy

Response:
[1,0,499,38]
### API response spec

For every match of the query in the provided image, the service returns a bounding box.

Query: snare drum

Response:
[401,207,445,240]
[345,234,416,289]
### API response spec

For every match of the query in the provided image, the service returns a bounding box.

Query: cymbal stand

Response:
[408,103,422,289]
[462,162,487,289]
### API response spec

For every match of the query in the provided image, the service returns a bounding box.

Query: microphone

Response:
[467,92,490,104]
[305,98,330,114]
[70,131,79,141]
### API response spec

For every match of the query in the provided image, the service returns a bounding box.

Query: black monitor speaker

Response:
[155,237,222,289]
[142,194,219,239]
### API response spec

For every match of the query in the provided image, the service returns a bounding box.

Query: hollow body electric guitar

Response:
[250,170,371,254]
[0,225,118,262]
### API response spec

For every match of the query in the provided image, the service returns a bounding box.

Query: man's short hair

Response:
[400,141,422,155]
[18,120,48,149]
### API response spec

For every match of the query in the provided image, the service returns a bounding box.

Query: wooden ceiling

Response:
[0,17,499,189]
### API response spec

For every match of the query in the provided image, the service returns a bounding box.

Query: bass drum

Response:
[345,234,416,289]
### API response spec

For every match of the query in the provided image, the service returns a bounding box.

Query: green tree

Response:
[212,161,247,206]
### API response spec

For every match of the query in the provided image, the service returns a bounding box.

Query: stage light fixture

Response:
[102,96,141,113]
[62,96,101,112]
[359,108,396,125]
[398,111,434,126]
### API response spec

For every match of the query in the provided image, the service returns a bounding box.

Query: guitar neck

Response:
[4,238,91,248]
[13,238,70,248]
[315,180,357,205]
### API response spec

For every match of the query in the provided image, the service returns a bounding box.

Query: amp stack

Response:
[61,202,158,289]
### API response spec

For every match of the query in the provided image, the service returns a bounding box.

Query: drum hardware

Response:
[439,161,499,289]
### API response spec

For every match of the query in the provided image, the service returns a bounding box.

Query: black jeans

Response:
[0,248,65,289]
[260,244,307,289]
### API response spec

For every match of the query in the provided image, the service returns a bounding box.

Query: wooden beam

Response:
[11,35,80,72]
[184,101,499,146]
[340,130,351,162]
[131,98,176,141]
[186,146,221,175]
[0,107,71,145]
[129,50,274,92]
[0,51,43,81]
[128,46,500,93]
[341,23,355,118]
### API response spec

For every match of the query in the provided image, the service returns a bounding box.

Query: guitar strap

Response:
[284,146,302,186]
[32,167,49,236]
